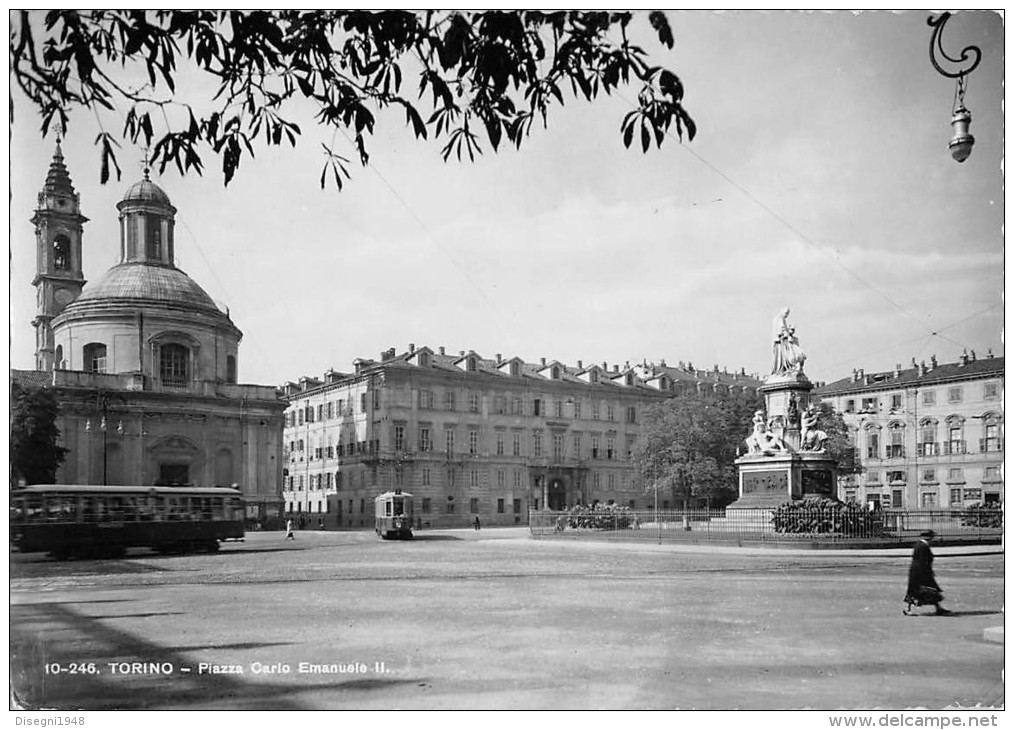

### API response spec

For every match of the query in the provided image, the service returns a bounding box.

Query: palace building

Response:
[815,352,1004,509]
[12,144,286,524]
[281,346,762,528]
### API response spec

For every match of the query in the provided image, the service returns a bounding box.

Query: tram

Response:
[374,489,414,540]
[10,485,245,559]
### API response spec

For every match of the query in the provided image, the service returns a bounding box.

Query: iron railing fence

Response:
[529,507,1002,545]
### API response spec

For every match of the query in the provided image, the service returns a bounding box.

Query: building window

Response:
[553,433,564,460]
[983,466,1000,481]
[922,468,936,483]
[887,425,904,459]
[419,428,431,452]
[573,434,582,458]
[592,402,600,420]
[867,471,881,484]
[573,401,582,419]
[555,399,564,418]
[947,386,962,403]
[890,394,903,411]
[394,426,405,451]
[626,406,636,424]
[892,490,903,508]
[445,391,456,411]
[591,436,600,459]
[497,498,505,514]
[512,432,521,456]
[513,471,522,488]
[446,496,455,514]
[607,404,615,421]
[497,470,505,489]
[469,392,480,413]
[422,468,431,486]
[445,429,455,456]
[146,214,162,259]
[470,469,479,488]
[533,398,542,416]
[159,343,189,387]
[360,393,368,413]
[447,468,456,488]
[845,399,855,413]
[420,390,434,409]
[83,342,107,373]
[949,488,962,505]
[946,421,965,455]
[888,470,906,484]
[922,390,936,405]
[470,497,479,514]
[984,382,999,399]
[532,432,543,457]
[607,437,615,460]
[496,432,505,456]
[226,355,237,383]
[861,397,877,413]
[467,357,477,372]
[420,497,430,514]
[919,421,938,456]
[947,467,964,483]
[469,429,479,455]
[920,492,937,508]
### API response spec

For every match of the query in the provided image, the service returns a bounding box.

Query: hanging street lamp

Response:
[927,13,982,163]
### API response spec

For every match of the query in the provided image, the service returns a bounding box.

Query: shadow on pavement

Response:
[10,601,425,710]
[407,535,463,541]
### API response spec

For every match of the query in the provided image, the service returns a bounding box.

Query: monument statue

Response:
[800,405,828,452]
[772,307,806,375]
[744,410,787,455]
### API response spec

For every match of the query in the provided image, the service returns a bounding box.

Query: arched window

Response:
[226,355,237,384]
[146,214,162,259]
[864,424,881,460]
[160,343,190,387]
[54,345,64,370]
[919,418,938,456]
[886,422,905,459]
[945,415,965,455]
[83,342,107,373]
[980,412,1002,453]
[53,235,71,270]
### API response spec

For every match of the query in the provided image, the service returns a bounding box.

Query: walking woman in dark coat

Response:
[904,530,951,615]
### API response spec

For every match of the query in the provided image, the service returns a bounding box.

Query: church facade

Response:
[12,144,286,524]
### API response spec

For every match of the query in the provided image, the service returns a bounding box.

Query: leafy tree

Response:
[814,402,861,477]
[631,391,761,511]
[11,10,696,190]
[10,381,68,486]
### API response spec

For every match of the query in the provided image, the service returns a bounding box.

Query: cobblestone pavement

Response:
[9,529,1004,710]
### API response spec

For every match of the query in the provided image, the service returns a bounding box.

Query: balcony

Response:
[942,441,967,456]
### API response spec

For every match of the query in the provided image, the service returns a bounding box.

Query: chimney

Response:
[919,361,927,376]
[911,358,918,369]
[970,349,977,361]
[613,364,619,373]
[577,359,583,369]
[439,346,445,355]
[987,349,994,359]
[959,349,969,366]
[894,363,902,378]
[602,361,608,370]
[929,354,937,370]
[541,357,546,366]
[409,343,415,353]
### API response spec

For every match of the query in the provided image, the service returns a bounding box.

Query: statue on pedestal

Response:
[772,307,806,375]
[744,410,787,455]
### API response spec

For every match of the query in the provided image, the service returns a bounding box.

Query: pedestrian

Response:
[904,530,951,615]
[318,517,324,530]
[285,518,296,541]
[474,515,481,531]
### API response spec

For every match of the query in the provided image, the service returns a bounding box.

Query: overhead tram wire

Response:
[616,90,986,355]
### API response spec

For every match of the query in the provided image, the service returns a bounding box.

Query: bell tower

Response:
[31,140,88,371]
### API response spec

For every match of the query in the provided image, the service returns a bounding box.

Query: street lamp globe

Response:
[948,106,974,163]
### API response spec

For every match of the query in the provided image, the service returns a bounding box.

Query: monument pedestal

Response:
[728,452,838,511]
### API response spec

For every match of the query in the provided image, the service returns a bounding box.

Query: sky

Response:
[7,10,1005,389]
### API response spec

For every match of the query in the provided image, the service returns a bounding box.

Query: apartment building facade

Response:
[281,345,761,528]
[815,352,1004,509]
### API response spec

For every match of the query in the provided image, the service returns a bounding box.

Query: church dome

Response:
[68,262,225,316]
[120,178,173,207]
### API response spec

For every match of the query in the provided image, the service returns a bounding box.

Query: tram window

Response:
[385,501,392,516]
[392,498,403,515]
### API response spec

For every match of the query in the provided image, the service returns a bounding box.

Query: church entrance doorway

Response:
[159,463,190,486]
[547,479,567,511]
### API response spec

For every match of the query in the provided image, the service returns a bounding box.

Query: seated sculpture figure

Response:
[745,410,787,455]
[800,405,828,452]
